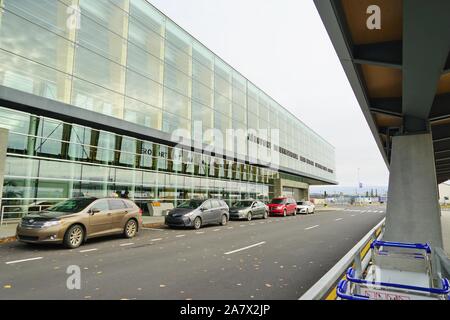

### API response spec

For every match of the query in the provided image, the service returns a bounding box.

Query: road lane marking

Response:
[80,248,98,253]
[195,231,205,234]
[5,257,43,265]
[120,243,134,247]
[351,214,356,217]
[305,225,319,230]
[335,218,343,221]
[213,229,221,232]
[224,242,266,255]
[227,227,233,229]
[142,228,164,231]
[176,234,185,238]
[151,238,162,242]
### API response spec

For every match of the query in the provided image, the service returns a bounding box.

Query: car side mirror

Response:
[200,207,206,212]
[90,208,101,215]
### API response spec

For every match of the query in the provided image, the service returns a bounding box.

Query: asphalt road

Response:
[0,205,385,300]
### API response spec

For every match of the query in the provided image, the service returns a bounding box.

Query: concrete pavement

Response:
[0,206,385,300]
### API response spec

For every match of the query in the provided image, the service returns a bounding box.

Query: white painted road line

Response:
[120,243,134,247]
[335,218,343,221]
[176,234,185,238]
[5,257,43,265]
[151,238,162,242]
[195,231,205,234]
[351,214,356,217]
[213,229,221,232]
[224,241,266,255]
[142,227,164,231]
[305,225,319,230]
[80,248,98,253]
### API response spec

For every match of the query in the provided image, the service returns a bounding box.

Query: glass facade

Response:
[0,0,336,217]
[0,107,275,217]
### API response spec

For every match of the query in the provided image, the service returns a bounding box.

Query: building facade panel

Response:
[0,0,336,218]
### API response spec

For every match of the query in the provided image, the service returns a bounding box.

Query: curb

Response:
[0,236,17,244]
[142,222,166,229]
[0,223,166,244]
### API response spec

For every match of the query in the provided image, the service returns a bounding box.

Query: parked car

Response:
[165,199,229,229]
[296,201,316,214]
[267,197,297,217]
[229,200,268,221]
[16,197,143,249]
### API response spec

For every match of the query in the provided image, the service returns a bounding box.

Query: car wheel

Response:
[263,210,268,219]
[283,209,287,217]
[193,217,202,230]
[64,224,84,249]
[123,219,137,238]
[220,214,228,226]
[247,212,252,221]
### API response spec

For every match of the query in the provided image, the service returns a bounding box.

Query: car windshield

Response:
[177,200,203,209]
[297,201,305,205]
[270,199,286,204]
[45,198,96,213]
[233,201,254,208]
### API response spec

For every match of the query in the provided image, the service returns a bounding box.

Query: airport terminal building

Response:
[0,0,336,219]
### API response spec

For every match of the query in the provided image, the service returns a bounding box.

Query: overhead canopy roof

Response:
[315,0,450,184]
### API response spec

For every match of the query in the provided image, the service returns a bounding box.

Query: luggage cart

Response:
[336,240,450,300]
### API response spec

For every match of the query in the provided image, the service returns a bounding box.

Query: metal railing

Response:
[434,247,450,280]
[0,205,52,226]
[299,218,386,300]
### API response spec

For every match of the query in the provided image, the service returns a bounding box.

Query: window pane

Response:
[124,97,161,130]
[80,0,127,36]
[215,93,231,116]
[71,78,124,118]
[2,0,71,38]
[128,17,164,59]
[74,46,125,93]
[126,70,162,108]
[0,11,74,73]
[162,112,190,134]
[127,42,163,83]
[192,81,213,107]
[165,42,190,75]
[164,64,190,96]
[0,49,68,103]
[163,88,190,119]
[165,20,192,54]
[129,0,165,36]
[77,14,125,65]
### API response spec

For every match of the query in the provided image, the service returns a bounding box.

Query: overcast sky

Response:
[149,0,390,186]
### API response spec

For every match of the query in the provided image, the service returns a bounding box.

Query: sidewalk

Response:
[142,215,165,228]
[0,222,17,243]
[315,205,345,212]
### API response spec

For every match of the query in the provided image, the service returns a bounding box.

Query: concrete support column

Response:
[384,133,443,248]
[0,127,8,223]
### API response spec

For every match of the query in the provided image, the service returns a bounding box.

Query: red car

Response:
[267,197,297,217]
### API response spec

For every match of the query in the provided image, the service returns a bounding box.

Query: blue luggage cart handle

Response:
[346,267,450,295]
[370,240,431,254]
[336,280,370,301]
